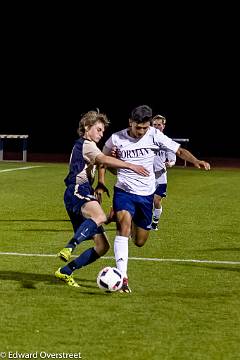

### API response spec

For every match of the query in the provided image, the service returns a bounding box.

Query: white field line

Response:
[0,252,239,265]
[0,166,43,173]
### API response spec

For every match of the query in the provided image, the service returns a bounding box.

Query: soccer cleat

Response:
[55,268,80,287]
[119,277,132,293]
[57,247,72,262]
[151,222,159,231]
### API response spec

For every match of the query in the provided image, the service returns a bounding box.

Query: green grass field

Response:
[0,162,239,360]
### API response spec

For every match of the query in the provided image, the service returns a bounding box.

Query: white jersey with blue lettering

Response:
[103,126,180,195]
[154,148,176,185]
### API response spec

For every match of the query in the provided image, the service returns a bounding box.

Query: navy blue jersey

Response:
[64,137,102,187]
[63,137,102,216]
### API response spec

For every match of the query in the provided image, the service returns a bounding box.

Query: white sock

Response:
[153,207,162,221]
[114,235,129,278]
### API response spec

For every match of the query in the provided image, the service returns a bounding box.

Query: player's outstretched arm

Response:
[101,145,118,175]
[95,153,150,176]
[176,147,211,170]
[94,146,118,203]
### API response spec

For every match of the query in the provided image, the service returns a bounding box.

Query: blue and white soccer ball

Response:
[97,266,123,292]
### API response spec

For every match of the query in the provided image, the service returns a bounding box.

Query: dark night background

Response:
[1,5,239,160]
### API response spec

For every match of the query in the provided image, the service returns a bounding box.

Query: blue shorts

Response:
[64,183,97,214]
[64,183,103,235]
[155,183,167,197]
[113,187,154,230]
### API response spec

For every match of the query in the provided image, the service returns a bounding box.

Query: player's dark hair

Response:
[131,105,152,123]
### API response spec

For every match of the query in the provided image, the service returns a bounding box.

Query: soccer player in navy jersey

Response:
[97,105,210,293]
[55,110,149,287]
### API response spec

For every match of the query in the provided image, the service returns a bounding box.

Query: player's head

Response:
[152,114,166,133]
[129,105,152,138]
[78,109,110,143]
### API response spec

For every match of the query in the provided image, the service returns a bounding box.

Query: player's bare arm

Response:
[176,147,211,170]
[95,153,150,176]
[95,145,113,202]
[95,164,108,203]
[94,146,117,203]
[100,145,118,176]
[95,146,121,202]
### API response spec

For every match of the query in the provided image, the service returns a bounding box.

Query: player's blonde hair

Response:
[152,114,166,124]
[78,110,110,136]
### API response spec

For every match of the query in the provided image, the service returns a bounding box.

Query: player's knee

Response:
[95,244,110,256]
[96,241,110,256]
[101,241,110,255]
[94,213,107,225]
[101,213,108,224]
[133,239,145,247]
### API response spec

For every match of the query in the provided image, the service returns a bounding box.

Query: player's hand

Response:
[193,160,211,170]
[129,164,150,176]
[94,182,110,204]
[165,160,176,168]
[111,146,118,158]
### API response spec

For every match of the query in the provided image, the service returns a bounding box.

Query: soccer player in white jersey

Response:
[55,110,149,288]
[151,114,176,230]
[97,105,210,293]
